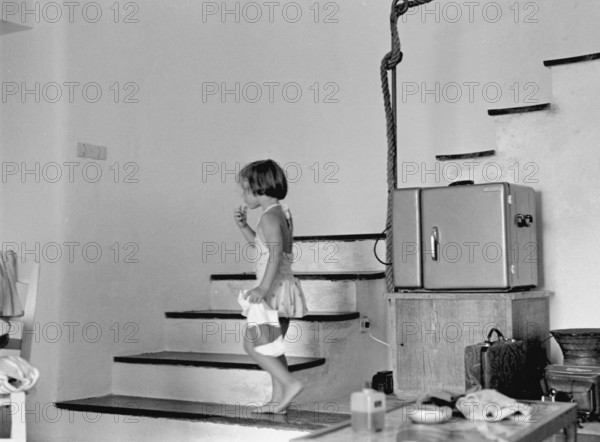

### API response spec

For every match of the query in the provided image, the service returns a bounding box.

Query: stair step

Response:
[165,310,360,322]
[113,351,325,371]
[544,52,600,67]
[487,102,551,116]
[111,353,338,404]
[294,233,384,242]
[55,394,350,432]
[210,271,385,281]
[164,311,358,357]
[210,271,384,311]
[292,234,385,273]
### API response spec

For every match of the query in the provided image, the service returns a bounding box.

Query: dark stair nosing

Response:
[487,103,550,117]
[114,351,325,372]
[211,271,385,281]
[544,52,600,67]
[165,310,361,322]
[55,394,350,431]
[435,149,495,161]
[293,233,385,242]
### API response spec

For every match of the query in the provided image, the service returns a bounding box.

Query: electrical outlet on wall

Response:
[360,316,370,333]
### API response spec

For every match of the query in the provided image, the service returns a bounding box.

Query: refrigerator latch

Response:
[507,195,513,205]
[510,264,516,274]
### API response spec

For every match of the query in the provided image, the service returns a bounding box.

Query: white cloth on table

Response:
[456,389,535,422]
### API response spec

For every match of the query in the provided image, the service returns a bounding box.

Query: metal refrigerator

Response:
[392,182,538,290]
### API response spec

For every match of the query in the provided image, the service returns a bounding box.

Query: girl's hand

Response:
[234,205,248,229]
[245,286,267,304]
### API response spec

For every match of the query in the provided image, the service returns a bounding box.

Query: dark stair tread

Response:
[544,52,600,67]
[211,270,384,281]
[487,103,551,116]
[55,394,350,431]
[165,310,360,321]
[293,233,385,242]
[114,351,325,371]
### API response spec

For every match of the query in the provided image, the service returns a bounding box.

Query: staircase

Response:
[55,234,389,441]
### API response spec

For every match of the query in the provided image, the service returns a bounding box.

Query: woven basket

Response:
[550,328,600,366]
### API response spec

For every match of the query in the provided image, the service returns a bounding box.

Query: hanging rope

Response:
[381,0,434,293]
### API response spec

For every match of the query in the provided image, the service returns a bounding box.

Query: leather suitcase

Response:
[545,365,600,419]
[465,328,527,398]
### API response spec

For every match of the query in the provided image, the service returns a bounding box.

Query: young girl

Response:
[234,159,308,414]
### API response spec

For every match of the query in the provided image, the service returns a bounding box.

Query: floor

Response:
[578,421,600,441]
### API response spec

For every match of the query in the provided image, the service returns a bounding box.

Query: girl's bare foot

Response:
[274,380,303,414]
[250,400,287,414]
[250,402,276,414]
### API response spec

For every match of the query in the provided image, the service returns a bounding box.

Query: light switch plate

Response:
[77,142,107,160]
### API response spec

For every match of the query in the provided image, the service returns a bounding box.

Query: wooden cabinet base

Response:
[386,291,551,396]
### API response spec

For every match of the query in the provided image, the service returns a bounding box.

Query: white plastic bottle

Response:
[350,382,386,432]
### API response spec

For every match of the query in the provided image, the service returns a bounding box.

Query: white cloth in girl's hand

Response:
[238,290,280,324]
[238,290,285,357]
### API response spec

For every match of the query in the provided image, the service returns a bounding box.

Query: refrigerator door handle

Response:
[431,226,439,261]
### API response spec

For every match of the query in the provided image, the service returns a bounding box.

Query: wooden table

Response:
[291,401,578,442]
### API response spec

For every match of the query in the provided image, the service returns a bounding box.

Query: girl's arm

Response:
[246,212,282,303]
[239,224,256,244]
[234,205,256,244]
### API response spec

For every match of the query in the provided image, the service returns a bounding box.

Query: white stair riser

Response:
[164,319,356,357]
[112,362,358,406]
[209,278,372,311]
[113,363,273,404]
[548,60,600,116]
[292,239,385,272]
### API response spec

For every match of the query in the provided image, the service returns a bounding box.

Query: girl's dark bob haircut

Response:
[239,159,288,200]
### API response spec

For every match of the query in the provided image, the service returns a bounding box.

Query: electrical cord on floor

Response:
[369,332,390,347]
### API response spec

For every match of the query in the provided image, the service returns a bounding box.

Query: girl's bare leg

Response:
[269,318,290,404]
[244,320,302,414]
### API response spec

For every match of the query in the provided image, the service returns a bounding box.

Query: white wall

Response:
[1,1,600,439]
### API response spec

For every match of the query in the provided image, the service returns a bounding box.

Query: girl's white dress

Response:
[255,204,308,318]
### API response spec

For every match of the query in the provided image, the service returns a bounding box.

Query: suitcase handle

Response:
[430,227,439,261]
[486,328,506,343]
